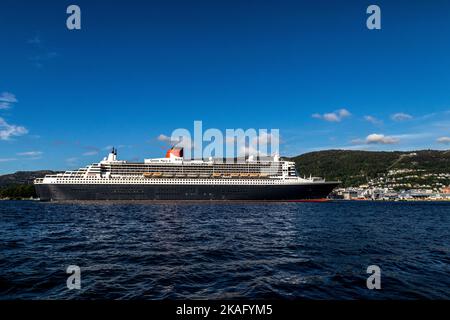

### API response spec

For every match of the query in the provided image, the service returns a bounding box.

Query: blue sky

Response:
[1,0,450,173]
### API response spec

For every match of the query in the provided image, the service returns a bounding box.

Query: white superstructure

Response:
[34,147,325,186]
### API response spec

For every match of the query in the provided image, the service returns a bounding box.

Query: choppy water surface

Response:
[0,200,449,299]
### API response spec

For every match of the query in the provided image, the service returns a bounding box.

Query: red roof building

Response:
[442,186,450,194]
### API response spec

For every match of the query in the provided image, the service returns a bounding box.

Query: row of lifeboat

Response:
[143,172,269,178]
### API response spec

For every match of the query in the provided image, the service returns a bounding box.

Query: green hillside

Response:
[289,149,450,187]
[0,170,56,199]
[0,170,56,188]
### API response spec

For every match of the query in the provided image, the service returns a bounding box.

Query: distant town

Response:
[331,169,450,201]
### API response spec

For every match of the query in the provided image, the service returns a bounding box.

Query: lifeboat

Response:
[239,173,249,177]
[152,172,162,177]
[249,173,259,178]
[230,173,240,177]
[212,173,221,178]
[143,172,153,177]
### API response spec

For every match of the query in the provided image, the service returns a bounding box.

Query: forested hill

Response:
[0,171,57,199]
[289,149,450,187]
[0,171,56,188]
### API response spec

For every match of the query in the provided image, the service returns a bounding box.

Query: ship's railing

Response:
[141,172,273,179]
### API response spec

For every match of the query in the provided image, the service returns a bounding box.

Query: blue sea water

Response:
[0,200,449,299]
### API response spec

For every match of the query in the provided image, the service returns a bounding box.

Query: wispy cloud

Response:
[157,134,173,143]
[156,133,195,149]
[364,115,383,125]
[66,157,79,165]
[0,92,17,103]
[82,151,99,156]
[29,52,59,68]
[437,136,450,144]
[82,146,100,156]
[0,117,28,140]
[312,109,351,122]
[0,158,17,162]
[103,144,129,151]
[0,92,18,110]
[391,112,413,121]
[17,151,43,156]
[27,34,58,68]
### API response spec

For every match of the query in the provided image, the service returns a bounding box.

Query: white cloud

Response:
[157,133,194,149]
[365,133,399,144]
[157,134,172,143]
[0,158,17,162]
[0,117,28,140]
[437,137,450,144]
[338,109,351,117]
[312,109,351,122]
[323,113,340,122]
[364,115,382,125]
[17,151,43,156]
[352,133,399,145]
[391,113,413,121]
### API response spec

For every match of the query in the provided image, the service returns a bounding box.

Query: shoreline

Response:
[2,198,450,203]
[332,198,450,202]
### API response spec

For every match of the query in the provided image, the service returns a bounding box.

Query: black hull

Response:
[35,182,339,201]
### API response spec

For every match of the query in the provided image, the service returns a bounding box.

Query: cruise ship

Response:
[34,147,339,201]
